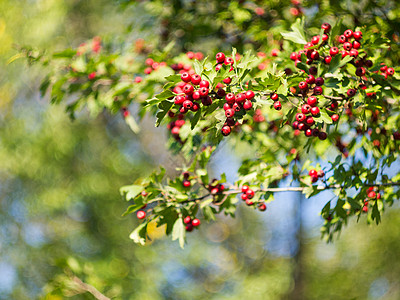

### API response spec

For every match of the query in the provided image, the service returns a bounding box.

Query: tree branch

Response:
[70,275,111,300]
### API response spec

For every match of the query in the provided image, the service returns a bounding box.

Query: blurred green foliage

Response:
[0,0,400,299]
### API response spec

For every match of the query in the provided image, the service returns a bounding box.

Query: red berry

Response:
[235,93,246,103]
[307,96,318,107]
[309,66,318,75]
[216,52,225,63]
[318,132,327,140]
[258,203,267,211]
[306,75,315,84]
[186,223,193,232]
[314,86,323,95]
[310,50,319,60]
[181,72,191,82]
[311,35,320,45]
[221,125,231,136]
[349,49,359,57]
[343,42,352,51]
[184,216,192,224]
[387,68,395,76]
[296,113,306,122]
[290,52,298,61]
[243,100,253,110]
[192,218,201,227]
[223,77,232,84]
[199,80,210,88]
[353,40,361,49]
[270,93,279,101]
[241,193,248,201]
[321,23,331,33]
[245,90,255,100]
[347,89,356,97]
[315,77,324,86]
[183,180,191,188]
[245,199,254,206]
[344,29,353,38]
[225,108,235,118]
[306,116,315,125]
[309,169,317,177]
[192,91,201,100]
[331,114,339,122]
[271,49,279,57]
[311,176,318,183]
[225,57,234,65]
[273,101,282,110]
[301,104,311,114]
[246,189,255,199]
[242,185,249,193]
[305,129,313,137]
[199,87,209,96]
[322,34,329,41]
[183,100,193,109]
[324,56,332,64]
[191,74,201,85]
[298,81,308,90]
[339,35,347,43]
[175,95,185,105]
[362,206,368,213]
[183,84,194,95]
[137,210,146,219]
[310,106,320,116]
[226,93,235,104]
[355,67,366,77]
[330,47,339,56]
[223,103,231,111]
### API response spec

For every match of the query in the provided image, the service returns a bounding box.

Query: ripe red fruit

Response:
[331,114,339,122]
[387,67,395,76]
[223,103,231,111]
[344,29,353,38]
[242,185,249,193]
[191,74,201,85]
[245,199,254,206]
[221,125,231,136]
[184,216,192,224]
[223,77,232,84]
[307,96,318,107]
[225,108,235,118]
[347,89,356,97]
[355,67,366,77]
[298,123,306,131]
[271,49,279,57]
[324,56,332,64]
[245,90,255,100]
[246,189,255,199]
[232,103,241,112]
[235,93,246,103]
[368,191,376,199]
[199,87,209,97]
[309,169,317,177]
[310,106,320,116]
[216,52,225,63]
[226,93,235,104]
[306,116,315,125]
[241,193,248,201]
[311,176,318,183]
[183,84,194,95]
[362,206,368,213]
[306,75,315,84]
[243,100,253,110]
[301,104,311,114]
[339,35,347,43]
[290,52,298,61]
[181,72,191,82]
[171,126,180,135]
[298,81,308,90]
[310,50,319,60]
[270,93,279,101]
[330,47,339,56]
[343,42,352,51]
[314,86,323,95]
[353,31,362,39]
[137,210,146,219]
[309,66,318,75]
[317,170,325,178]
[296,113,306,122]
[321,23,331,33]
[199,80,210,88]
[192,219,201,227]
[258,203,267,211]
[191,102,200,111]
[225,57,234,65]
[273,101,282,110]
[305,129,313,137]
[186,223,193,232]
[353,40,361,49]
[322,34,329,41]
[315,77,324,86]
[311,35,320,45]
[341,50,349,58]
[201,96,212,106]
[183,100,193,109]
[183,180,191,188]
[175,95,185,105]
[349,49,359,57]
[192,91,201,100]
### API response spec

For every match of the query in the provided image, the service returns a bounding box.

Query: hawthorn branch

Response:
[322,94,344,101]
[69,275,110,300]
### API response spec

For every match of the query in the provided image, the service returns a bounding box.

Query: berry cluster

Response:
[240,185,267,211]
[308,168,324,183]
[184,216,201,232]
[362,187,382,212]
[207,179,225,195]
[166,111,186,143]
[144,58,167,75]
[186,51,204,61]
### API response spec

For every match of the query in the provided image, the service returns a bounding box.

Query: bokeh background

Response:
[1,0,400,299]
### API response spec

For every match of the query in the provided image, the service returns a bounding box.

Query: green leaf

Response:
[203,205,216,221]
[191,109,202,129]
[193,59,203,75]
[155,100,174,127]
[129,223,148,245]
[317,109,333,124]
[125,114,140,134]
[155,89,175,101]
[52,49,77,58]
[172,218,186,249]
[120,184,144,200]
[281,18,307,44]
